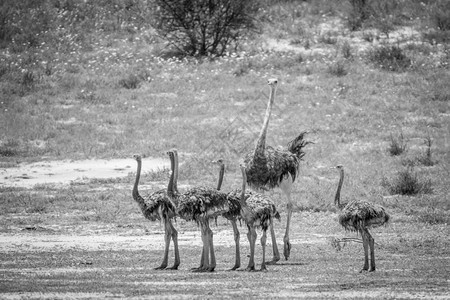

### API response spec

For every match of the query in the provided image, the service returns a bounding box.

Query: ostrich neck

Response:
[240,168,248,209]
[167,154,175,197]
[217,165,224,191]
[254,85,276,156]
[334,169,344,208]
[173,152,179,194]
[132,159,142,201]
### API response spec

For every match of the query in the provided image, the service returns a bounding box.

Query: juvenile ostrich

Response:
[332,165,390,272]
[243,78,311,261]
[175,156,230,272]
[236,164,280,271]
[213,159,242,270]
[132,151,179,270]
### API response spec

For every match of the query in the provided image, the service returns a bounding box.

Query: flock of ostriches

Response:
[132,79,390,273]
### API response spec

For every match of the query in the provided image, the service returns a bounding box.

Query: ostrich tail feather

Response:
[287,131,312,160]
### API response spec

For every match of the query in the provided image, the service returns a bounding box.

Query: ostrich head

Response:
[335,164,343,170]
[211,159,224,166]
[133,154,142,162]
[267,78,278,86]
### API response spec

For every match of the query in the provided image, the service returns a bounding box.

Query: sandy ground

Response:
[0,157,168,188]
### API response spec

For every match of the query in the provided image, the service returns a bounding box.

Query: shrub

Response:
[430,0,450,31]
[383,167,432,195]
[367,45,411,72]
[327,60,347,77]
[151,0,259,57]
[119,74,141,89]
[347,0,370,31]
[417,135,437,167]
[341,40,353,59]
[388,132,407,156]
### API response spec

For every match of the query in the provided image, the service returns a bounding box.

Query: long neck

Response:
[173,151,179,194]
[167,154,175,197]
[334,169,344,207]
[240,168,248,208]
[132,159,142,201]
[254,85,276,156]
[216,165,224,191]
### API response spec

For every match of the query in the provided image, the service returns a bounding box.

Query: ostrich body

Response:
[175,157,230,272]
[236,164,280,271]
[132,152,180,270]
[243,78,311,260]
[333,165,390,272]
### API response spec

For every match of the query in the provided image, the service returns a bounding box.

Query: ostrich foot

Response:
[154,265,167,270]
[245,266,256,272]
[166,265,178,270]
[283,241,292,260]
[265,257,280,265]
[229,265,240,271]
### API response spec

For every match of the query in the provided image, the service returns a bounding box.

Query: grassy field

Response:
[0,0,449,298]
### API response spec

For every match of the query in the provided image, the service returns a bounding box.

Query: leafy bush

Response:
[327,60,347,77]
[388,133,407,156]
[430,0,450,31]
[151,0,259,57]
[383,167,432,195]
[367,45,411,72]
[347,0,370,30]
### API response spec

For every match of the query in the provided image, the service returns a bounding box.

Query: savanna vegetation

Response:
[0,0,449,298]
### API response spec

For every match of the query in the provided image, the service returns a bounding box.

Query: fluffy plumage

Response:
[339,200,390,232]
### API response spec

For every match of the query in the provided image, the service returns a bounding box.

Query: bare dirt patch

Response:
[0,157,168,188]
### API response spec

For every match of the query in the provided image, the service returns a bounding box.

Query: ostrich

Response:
[175,156,230,272]
[236,163,280,271]
[132,151,180,270]
[243,78,311,261]
[194,159,242,271]
[332,165,390,272]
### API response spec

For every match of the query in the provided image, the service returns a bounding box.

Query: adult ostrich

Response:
[332,165,390,272]
[243,78,311,261]
[132,151,180,270]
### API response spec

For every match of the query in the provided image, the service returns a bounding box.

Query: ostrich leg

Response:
[246,225,257,271]
[154,217,171,270]
[167,219,180,270]
[260,228,268,271]
[360,229,370,272]
[368,230,376,272]
[266,222,280,264]
[230,219,241,270]
[206,221,216,272]
[280,175,294,260]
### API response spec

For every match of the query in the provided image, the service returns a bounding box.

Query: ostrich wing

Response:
[244,147,300,189]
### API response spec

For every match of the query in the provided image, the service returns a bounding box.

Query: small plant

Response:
[347,0,370,30]
[327,60,347,77]
[119,74,141,89]
[383,167,432,195]
[367,45,411,72]
[341,40,353,59]
[388,132,407,156]
[430,0,450,31]
[417,135,437,167]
